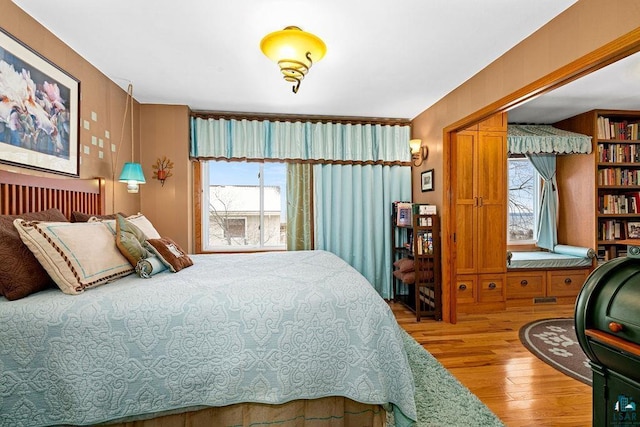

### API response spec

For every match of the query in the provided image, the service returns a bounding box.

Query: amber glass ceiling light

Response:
[260,26,326,94]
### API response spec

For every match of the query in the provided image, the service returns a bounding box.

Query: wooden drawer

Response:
[547,269,589,297]
[507,271,545,299]
[456,275,476,304]
[478,275,505,302]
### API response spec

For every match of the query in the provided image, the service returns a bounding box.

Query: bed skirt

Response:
[105,397,386,427]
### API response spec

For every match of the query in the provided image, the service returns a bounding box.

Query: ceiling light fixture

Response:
[410,139,428,167]
[118,83,145,193]
[260,26,326,94]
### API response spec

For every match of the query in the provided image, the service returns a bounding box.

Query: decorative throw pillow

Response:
[115,214,151,266]
[144,237,193,272]
[0,208,67,300]
[14,220,133,295]
[126,213,161,239]
[135,256,168,278]
[71,211,127,223]
[393,258,415,273]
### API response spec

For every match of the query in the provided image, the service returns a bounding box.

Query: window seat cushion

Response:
[507,245,594,269]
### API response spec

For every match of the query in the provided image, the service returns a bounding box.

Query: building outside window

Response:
[202,160,286,251]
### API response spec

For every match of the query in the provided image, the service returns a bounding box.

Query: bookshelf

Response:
[391,202,441,321]
[556,110,640,262]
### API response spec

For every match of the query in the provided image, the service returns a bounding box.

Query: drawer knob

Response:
[564,278,572,285]
[520,280,528,286]
[488,282,496,289]
[459,284,467,291]
[609,322,624,333]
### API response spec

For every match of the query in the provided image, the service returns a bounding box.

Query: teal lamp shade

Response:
[119,162,146,193]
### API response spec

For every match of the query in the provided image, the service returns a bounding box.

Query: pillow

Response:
[14,220,133,295]
[71,211,127,223]
[144,237,193,272]
[115,214,151,266]
[393,258,414,274]
[0,208,67,300]
[126,213,161,239]
[135,256,168,278]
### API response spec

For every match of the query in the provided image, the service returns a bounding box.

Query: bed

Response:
[0,171,417,427]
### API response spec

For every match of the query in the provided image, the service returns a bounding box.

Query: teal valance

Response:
[190,117,411,163]
[507,124,592,155]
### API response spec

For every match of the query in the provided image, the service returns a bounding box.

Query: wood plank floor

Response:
[390,302,592,427]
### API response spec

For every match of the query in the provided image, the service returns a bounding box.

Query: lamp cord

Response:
[111,83,134,213]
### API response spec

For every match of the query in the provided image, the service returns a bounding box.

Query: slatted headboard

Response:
[0,171,105,218]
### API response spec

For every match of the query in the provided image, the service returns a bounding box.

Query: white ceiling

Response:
[11,0,582,120]
[508,51,640,124]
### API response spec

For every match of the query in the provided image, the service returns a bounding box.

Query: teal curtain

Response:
[191,117,411,162]
[527,154,558,251]
[286,163,313,250]
[192,116,412,298]
[313,163,411,299]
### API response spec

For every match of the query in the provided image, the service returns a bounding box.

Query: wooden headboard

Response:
[0,171,105,218]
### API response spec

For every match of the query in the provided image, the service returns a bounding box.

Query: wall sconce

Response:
[152,156,174,186]
[260,26,327,94]
[409,139,428,167]
[117,83,145,193]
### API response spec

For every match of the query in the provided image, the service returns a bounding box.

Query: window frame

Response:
[198,160,286,253]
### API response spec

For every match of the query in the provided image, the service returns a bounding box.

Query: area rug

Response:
[519,318,592,386]
[393,330,505,427]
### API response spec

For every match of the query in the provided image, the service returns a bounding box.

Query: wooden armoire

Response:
[452,113,508,315]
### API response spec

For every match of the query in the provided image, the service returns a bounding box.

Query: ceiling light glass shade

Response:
[119,162,146,193]
[260,26,327,93]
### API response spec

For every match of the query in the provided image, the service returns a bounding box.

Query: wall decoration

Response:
[152,156,174,186]
[0,28,80,176]
[421,169,434,192]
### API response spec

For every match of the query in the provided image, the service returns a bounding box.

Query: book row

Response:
[392,201,437,226]
[597,143,640,163]
[598,168,640,186]
[597,116,640,140]
[598,219,640,241]
[599,192,640,214]
[406,230,435,255]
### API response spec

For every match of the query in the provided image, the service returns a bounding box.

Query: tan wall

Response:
[0,0,140,216]
[139,104,192,252]
[411,0,640,206]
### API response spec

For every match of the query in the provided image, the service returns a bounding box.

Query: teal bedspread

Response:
[0,250,416,427]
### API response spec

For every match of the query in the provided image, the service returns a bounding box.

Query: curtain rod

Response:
[190,110,411,127]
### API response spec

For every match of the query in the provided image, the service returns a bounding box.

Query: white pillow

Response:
[126,213,161,239]
[13,220,133,294]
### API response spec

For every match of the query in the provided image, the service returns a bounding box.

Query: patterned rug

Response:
[519,318,592,386]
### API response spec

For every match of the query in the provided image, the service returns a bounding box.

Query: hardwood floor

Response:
[390,302,592,427]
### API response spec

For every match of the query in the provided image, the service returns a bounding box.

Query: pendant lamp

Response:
[118,83,145,193]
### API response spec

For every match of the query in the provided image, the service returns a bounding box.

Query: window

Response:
[202,160,286,251]
[223,218,246,239]
[508,156,540,244]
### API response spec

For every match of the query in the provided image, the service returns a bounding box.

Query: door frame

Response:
[442,28,640,323]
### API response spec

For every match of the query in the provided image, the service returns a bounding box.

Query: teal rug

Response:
[397,330,505,427]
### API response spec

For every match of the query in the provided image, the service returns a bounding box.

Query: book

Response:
[396,202,412,226]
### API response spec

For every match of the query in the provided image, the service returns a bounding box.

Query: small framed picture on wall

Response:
[421,169,434,192]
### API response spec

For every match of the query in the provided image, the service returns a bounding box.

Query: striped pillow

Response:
[13,220,133,294]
